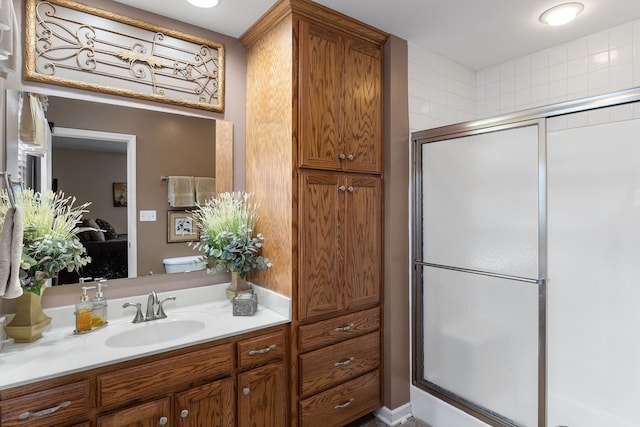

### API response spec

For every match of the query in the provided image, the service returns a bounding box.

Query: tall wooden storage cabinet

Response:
[241,1,386,425]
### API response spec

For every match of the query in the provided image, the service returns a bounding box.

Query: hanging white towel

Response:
[195,177,216,205]
[0,207,13,296]
[168,176,195,207]
[0,205,23,299]
[4,205,23,298]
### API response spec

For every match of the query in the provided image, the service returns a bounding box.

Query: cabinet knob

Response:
[180,409,189,418]
[159,416,168,425]
[347,186,354,193]
[243,387,250,396]
[338,185,346,192]
[338,153,346,160]
[347,154,354,161]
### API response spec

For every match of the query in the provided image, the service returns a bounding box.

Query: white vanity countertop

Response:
[0,283,291,391]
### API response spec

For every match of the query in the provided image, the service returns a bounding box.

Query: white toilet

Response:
[162,255,206,273]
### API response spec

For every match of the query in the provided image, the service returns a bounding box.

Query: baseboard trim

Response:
[374,403,413,426]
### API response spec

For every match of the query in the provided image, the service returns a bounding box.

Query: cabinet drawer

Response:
[237,329,285,369]
[0,381,90,427]
[98,343,233,407]
[300,331,379,397]
[299,307,380,351]
[299,370,380,427]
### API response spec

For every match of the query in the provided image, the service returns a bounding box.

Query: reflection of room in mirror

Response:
[22,93,223,282]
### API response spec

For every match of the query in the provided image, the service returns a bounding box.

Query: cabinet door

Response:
[175,377,234,427]
[97,397,170,427]
[238,362,287,427]
[342,37,383,174]
[299,19,343,171]
[344,175,382,309]
[299,171,345,319]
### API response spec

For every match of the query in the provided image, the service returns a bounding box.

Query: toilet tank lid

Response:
[162,255,203,265]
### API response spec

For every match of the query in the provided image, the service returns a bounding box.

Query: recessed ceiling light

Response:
[539,2,584,26]
[186,0,219,8]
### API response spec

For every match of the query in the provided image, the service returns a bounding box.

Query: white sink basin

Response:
[102,316,209,348]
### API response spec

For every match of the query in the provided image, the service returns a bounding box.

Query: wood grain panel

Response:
[298,171,344,319]
[0,381,91,427]
[245,14,295,297]
[343,37,383,174]
[215,120,233,194]
[97,343,233,407]
[237,362,287,427]
[299,19,342,171]
[299,370,380,427]
[237,329,286,369]
[300,331,380,396]
[97,397,170,427]
[345,175,382,309]
[298,307,380,351]
[175,378,234,427]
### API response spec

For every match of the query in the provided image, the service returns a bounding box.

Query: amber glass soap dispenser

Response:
[75,286,95,334]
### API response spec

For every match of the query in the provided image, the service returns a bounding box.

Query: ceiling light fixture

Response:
[539,2,584,26]
[186,0,219,8]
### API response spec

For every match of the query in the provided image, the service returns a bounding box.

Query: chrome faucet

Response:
[122,291,176,323]
[145,290,159,320]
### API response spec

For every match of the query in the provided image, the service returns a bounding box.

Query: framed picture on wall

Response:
[112,182,127,207]
[168,210,199,243]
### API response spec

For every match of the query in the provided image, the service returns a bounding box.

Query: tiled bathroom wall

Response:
[407,43,476,131]
[409,18,640,131]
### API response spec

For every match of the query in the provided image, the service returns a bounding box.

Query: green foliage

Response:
[0,189,91,295]
[191,192,271,279]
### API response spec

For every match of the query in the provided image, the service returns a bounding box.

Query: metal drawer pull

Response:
[18,401,72,419]
[339,185,346,192]
[347,154,354,161]
[248,344,276,355]
[334,323,355,332]
[159,416,168,425]
[347,186,354,193]
[180,409,189,418]
[243,387,251,396]
[335,398,355,409]
[334,357,355,367]
[339,153,346,160]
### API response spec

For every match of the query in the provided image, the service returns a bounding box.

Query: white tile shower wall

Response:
[477,19,640,118]
[408,43,476,131]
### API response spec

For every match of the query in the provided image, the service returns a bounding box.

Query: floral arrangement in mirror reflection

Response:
[0,189,92,295]
[190,191,271,298]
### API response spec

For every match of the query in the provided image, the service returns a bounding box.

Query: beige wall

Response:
[53,147,128,233]
[384,35,411,410]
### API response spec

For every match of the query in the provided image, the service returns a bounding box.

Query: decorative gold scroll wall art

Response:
[24,0,225,112]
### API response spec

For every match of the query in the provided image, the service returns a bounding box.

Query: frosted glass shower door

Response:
[416,123,542,427]
[421,125,540,279]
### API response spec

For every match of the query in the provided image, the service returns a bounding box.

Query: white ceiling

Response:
[112,0,640,70]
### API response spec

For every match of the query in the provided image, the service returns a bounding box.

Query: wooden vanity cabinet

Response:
[242,1,386,425]
[299,20,383,174]
[96,397,171,427]
[0,381,91,427]
[0,324,287,427]
[299,170,382,320]
[175,378,235,426]
[237,331,288,426]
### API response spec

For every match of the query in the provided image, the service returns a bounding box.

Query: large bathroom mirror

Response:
[5,89,233,284]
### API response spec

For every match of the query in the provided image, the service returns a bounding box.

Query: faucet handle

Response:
[156,296,177,319]
[123,302,144,323]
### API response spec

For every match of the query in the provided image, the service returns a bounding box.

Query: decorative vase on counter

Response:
[226,271,253,300]
[5,286,51,343]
